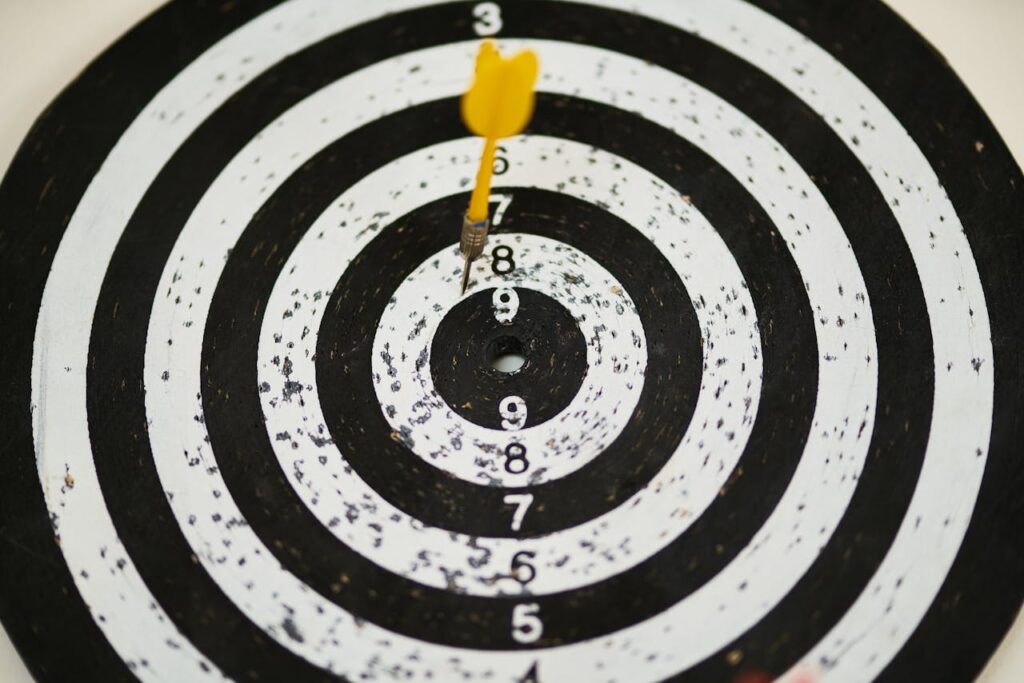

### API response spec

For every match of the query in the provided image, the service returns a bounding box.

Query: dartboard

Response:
[1,0,1022,681]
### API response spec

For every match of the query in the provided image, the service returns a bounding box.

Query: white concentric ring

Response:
[28,1,990,682]
[149,35,870,667]
[258,136,753,596]
[369,234,647,488]
[39,33,871,680]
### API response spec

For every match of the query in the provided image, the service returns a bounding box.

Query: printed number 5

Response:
[473,2,502,36]
[512,603,542,643]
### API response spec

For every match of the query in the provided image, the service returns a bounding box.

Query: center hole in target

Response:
[488,335,527,374]
[430,287,587,428]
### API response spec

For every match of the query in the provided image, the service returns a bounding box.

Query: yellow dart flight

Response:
[458,41,539,293]
[463,41,539,222]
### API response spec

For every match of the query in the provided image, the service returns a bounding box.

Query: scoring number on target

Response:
[492,245,516,275]
[518,663,540,683]
[503,442,529,474]
[493,148,510,176]
[499,395,527,429]
[472,2,502,36]
[503,493,533,531]
[511,550,537,584]
[512,603,543,644]
[490,192,513,223]
[492,287,519,324]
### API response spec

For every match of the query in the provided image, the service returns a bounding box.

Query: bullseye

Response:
[488,338,527,374]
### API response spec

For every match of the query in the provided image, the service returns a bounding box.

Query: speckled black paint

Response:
[199,92,813,646]
[0,1,301,682]
[745,1,1024,681]
[431,288,588,429]
[0,0,1020,680]
[313,187,699,538]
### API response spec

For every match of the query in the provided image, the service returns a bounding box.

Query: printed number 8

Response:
[504,442,529,474]
[492,245,516,275]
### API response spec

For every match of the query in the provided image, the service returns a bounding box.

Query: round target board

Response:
[0,0,1022,681]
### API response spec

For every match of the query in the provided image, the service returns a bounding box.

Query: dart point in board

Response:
[458,40,539,294]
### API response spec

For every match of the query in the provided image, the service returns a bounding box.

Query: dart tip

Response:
[460,256,472,294]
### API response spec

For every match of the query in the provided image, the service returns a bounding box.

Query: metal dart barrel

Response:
[459,213,489,293]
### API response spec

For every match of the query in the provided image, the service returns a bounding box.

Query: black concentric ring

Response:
[78,0,911,663]
[429,287,589,431]
[84,0,910,658]
[0,1,1019,682]
[112,84,815,650]
[309,181,703,538]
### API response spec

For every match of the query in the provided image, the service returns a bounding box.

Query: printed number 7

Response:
[503,493,533,531]
[490,193,513,225]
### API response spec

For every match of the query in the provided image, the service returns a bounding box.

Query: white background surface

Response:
[0,0,1020,681]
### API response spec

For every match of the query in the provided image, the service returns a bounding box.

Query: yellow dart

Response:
[458,41,539,293]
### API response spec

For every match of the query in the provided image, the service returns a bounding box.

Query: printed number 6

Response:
[473,2,502,36]
[512,603,542,643]
[511,550,537,584]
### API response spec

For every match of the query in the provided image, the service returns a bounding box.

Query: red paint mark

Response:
[732,672,773,683]
[732,668,818,683]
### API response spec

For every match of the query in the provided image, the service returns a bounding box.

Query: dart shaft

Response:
[468,137,499,222]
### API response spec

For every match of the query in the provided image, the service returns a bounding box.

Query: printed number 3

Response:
[473,2,502,36]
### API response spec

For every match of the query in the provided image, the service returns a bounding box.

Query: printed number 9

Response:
[493,288,519,324]
[473,2,502,36]
[499,395,527,430]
